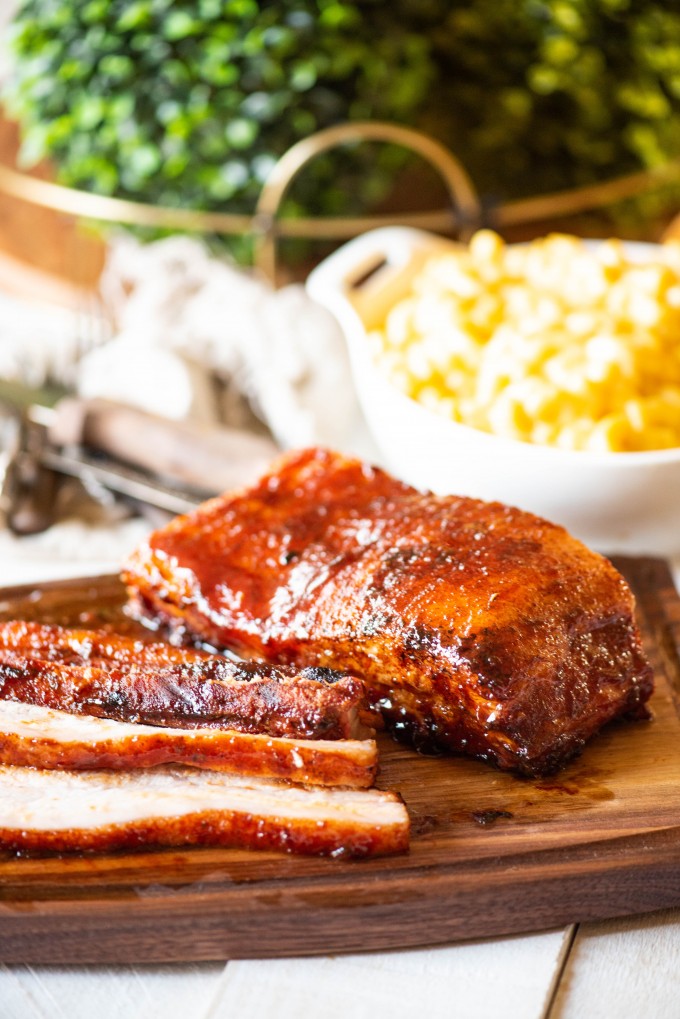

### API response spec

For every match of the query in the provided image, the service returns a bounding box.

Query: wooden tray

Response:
[0,557,679,964]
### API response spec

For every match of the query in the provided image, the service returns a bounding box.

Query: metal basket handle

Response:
[253,121,483,286]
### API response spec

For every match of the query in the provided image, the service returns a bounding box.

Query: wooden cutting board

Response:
[0,557,679,964]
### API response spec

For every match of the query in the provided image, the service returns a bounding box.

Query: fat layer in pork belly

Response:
[0,764,409,857]
[0,623,369,741]
[123,447,654,777]
[0,701,378,787]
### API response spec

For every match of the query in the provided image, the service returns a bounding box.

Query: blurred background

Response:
[2,1,680,283]
[0,0,679,573]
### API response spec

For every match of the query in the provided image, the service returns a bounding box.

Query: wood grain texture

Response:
[0,558,679,964]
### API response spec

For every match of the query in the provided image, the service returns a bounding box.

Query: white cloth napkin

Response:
[0,232,372,577]
[80,233,362,449]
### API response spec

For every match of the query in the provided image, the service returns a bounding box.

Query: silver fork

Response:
[0,282,114,533]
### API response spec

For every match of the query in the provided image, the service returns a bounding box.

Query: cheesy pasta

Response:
[367,231,680,452]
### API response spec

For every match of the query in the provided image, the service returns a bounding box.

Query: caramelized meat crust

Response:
[123,447,654,776]
[0,620,214,668]
[0,702,378,787]
[0,765,409,858]
[0,623,368,740]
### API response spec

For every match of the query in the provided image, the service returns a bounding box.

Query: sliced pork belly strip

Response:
[0,765,409,857]
[0,702,377,787]
[123,446,653,777]
[0,620,215,668]
[0,647,368,740]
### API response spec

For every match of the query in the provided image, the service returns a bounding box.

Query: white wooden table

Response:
[0,547,678,1019]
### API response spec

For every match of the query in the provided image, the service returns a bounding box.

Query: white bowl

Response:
[307,226,680,557]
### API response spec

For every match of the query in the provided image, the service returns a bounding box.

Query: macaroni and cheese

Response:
[367,231,680,452]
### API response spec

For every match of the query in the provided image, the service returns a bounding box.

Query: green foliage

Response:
[4,0,680,259]
[394,0,680,203]
[4,0,432,260]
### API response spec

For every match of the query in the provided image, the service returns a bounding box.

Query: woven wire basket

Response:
[0,120,679,288]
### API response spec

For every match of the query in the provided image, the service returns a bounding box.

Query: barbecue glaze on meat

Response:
[0,701,378,787]
[0,765,408,858]
[0,620,213,668]
[123,448,654,776]
[0,623,369,740]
